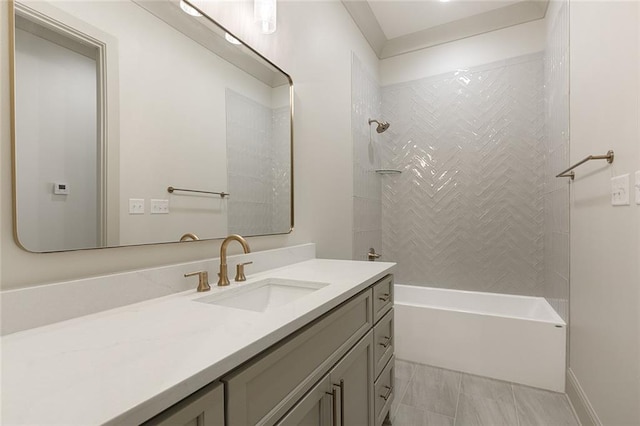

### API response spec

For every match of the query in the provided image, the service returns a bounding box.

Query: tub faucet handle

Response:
[368,248,381,261]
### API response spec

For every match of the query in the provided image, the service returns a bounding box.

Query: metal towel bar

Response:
[167,186,229,198]
[556,150,614,180]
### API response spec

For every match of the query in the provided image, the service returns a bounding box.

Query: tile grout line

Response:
[452,372,463,426]
[512,383,521,426]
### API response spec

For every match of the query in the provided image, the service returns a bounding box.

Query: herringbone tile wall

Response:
[226,89,291,236]
[543,0,570,322]
[380,54,546,296]
[352,54,383,262]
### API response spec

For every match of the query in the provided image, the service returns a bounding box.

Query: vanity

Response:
[1,248,396,425]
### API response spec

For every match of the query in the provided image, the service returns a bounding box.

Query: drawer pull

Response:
[326,387,337,425]
[378,336,392,348]
[380,385,393,401]
[378,293,390,302]
[333,380,345,425]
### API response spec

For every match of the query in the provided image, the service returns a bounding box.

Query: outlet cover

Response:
[150,199,169,214]
[635,171,640,205]
[611,174,630,206]
[129,198,145,214]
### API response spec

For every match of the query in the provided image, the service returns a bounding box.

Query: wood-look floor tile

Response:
[392,404,454,426]
[459,373,514,403]
[401,364,461,417]
[513,384,579,426]
[455,393,518,426]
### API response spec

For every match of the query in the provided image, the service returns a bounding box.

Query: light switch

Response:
[150,199,169,214]
[635,171,640,205]
[611,174,630,206]
[129,198,145,214]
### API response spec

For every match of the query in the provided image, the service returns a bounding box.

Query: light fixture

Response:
[225,33,242,45]
[180,0,202,17]
[254,0,276,35]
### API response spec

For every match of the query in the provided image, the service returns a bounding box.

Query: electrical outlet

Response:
[611,174,630,206]
[635,171,640,205]
[150,199,169,214]
[129,198,145,214]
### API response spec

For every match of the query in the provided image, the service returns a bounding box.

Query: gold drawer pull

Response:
[378,336,392,348]
[378,293,390,302]
[380,385,393,401]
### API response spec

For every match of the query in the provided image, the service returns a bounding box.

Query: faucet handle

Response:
[184,271,211,292]
[235,262,253,282]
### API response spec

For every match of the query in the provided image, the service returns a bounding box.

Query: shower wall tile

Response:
[381,54,546,296]
[226,90,291,236]
[543,0,570,322]
[352,53,383,260]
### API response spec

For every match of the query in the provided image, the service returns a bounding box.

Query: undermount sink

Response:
[194,278,329,313]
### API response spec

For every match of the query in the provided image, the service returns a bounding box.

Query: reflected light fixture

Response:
[254,0,277,34]
[225,33,242,45]
[180,0,202,17]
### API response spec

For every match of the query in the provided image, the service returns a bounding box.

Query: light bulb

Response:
[254,0,276,35]
[180,0,202,17]
[225,33,242,45]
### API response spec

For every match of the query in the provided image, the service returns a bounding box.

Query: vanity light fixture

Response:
[179,0,202,17]
[225,33,242,45]
[254,0,277,34]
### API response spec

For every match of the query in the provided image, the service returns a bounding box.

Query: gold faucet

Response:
[180,233,200,242]
[217,234,251,286]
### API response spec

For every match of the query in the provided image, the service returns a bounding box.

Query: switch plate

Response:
[129,198,145,214]
[150,199,169,214]
[611,174,630,206]
[635,171,640,205]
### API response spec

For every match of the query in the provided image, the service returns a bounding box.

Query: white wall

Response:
[15,28,99,251]
[380,18,545,86]
[0,0,378,289]
[568,1,640,424]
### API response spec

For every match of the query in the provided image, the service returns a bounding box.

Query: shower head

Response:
[368,118,390,133]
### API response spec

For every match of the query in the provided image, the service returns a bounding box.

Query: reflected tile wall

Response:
[226,90,291,235]
[352,54,383,261]
[543,0,570,322]
[381,54,546,296]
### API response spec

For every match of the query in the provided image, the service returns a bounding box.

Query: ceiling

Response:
[342,0,549,59]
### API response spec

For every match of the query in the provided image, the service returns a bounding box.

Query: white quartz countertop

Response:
[1,259,395,425]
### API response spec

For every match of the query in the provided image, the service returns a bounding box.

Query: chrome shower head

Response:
[368,118,390,133]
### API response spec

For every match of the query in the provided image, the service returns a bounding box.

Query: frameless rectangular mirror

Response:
[10,0,293,253]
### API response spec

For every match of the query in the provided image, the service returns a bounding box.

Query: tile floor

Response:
[390,360,580,426]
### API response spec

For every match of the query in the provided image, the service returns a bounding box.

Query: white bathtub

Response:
[394,284,566,392]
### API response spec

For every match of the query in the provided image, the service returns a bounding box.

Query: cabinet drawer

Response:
[373,308,394,379]
[224,290,373,426]
[372,275,393,323]
[374,357,395,426]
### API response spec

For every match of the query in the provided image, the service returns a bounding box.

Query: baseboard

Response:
[566,368,602,426]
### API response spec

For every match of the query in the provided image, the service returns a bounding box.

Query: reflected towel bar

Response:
[555,150,614,180]
[167,186,229,198]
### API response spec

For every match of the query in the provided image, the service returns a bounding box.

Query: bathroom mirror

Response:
[10,0,293,252]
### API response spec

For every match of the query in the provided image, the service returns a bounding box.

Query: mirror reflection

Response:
[12,0,293,253]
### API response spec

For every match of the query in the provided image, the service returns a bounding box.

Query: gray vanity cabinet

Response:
[223,290,373,425]
[278,331,374,426]
[276,376,333,425]
[142,382,224,426]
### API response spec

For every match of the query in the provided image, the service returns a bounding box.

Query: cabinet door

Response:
[143,382,224,426]
[276,376,333,426]
[329,331,375,426]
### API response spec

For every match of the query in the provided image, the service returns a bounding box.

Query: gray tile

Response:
[513,385,579,426]
[392,404,454,426]
[395,359,417,381]
[455,393,518,426]
[460,373,514,403]
[401,364,461,417]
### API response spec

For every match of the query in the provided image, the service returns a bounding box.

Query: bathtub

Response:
[394,284,566,392]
